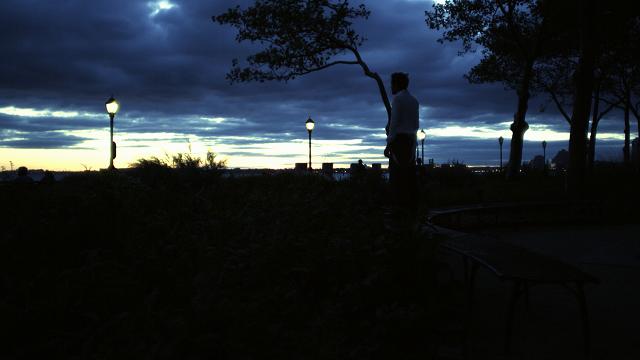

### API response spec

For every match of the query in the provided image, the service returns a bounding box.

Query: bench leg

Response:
[505,280,523,357]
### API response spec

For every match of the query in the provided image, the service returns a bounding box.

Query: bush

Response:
[0,171,436,360]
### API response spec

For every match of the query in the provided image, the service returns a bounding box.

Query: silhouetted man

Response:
[385,72,419,224]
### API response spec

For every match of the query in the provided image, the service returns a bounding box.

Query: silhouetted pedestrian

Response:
[384,72,419,225]
[351,159,368,181]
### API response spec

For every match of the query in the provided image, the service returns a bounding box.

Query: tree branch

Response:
[295,60,359,76]
[602,95,627,111]
[630,100,640,121]
[348,46,392,128]
[546,86,571,124]
[601,97,619,107]
[597,100,620,121]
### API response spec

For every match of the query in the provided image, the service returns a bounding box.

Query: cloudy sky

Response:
[0,0,632,171]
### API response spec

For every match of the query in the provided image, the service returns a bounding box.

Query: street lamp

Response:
[498,136,504,170]
[542,140,547,168]
[305,117,315,171]
[105,96,119,170]
[417,129,426,166]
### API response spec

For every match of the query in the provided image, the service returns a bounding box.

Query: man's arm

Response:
[385,96,400,158]
[387,96,400,145]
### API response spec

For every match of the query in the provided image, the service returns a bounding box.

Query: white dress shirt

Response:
[387,89,419,146]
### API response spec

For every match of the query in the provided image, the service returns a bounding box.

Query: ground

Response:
[440,224,640,359]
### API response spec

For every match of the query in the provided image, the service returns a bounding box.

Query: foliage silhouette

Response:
[214,0,393,129]
[2,165,639,358]
[426,0,560,179]
[0,170,440,359]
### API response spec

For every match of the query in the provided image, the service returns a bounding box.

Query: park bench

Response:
[427,201,603,230]
[432,225,599,359]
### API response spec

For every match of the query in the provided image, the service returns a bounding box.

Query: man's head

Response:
[391,72,409,95]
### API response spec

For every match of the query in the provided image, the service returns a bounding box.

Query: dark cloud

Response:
[0,0,636,164]
[0,131,88,149]
[0,114,103,132]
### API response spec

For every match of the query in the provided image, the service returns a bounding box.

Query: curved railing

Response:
[428,201,603,230]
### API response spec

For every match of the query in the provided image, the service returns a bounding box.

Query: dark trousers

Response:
[388,134,417,215]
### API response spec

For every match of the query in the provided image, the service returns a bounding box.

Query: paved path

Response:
[454,224,640,359]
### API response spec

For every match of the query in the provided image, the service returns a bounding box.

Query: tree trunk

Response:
[635,105,640,170]
[634,104,640,140]
[506,63,533,180]
[587,116,599,170]
[587,84,601,170]
[623,94,631,164]
[631,103,640,169]
[568,0,597,197]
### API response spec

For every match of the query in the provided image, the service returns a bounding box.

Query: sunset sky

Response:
[0,0,631,171]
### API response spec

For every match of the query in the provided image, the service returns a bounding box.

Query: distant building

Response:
[371,163,382,171]
[294,163,307,172]
[322,163,333,175]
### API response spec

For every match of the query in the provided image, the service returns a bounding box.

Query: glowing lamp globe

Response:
[105,96,120,116]
[305,117,315,132]
[417,129,426,141]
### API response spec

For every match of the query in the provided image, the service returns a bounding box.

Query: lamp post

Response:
[105,96,120,170]
[499,136,504,170]
[542,140,547,168]
[417,129,426,166]
[305,117,315,171]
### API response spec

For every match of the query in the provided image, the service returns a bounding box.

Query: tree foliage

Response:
[427,0,559,91]
[426,0,559,179]
[215,0,368,82]
[214,0,392,124]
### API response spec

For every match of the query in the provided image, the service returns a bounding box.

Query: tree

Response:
[587,72,619,169]
[536,1,640,177]
[426,0,561,180]
[213,0,392,130]
[566,0,598,195]
[611,67,635,165]
[604,16,640,166]
[537,55,618,170]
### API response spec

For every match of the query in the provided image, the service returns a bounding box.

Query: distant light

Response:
[105,96,119,116]
[305,117,315,132]
[158,1,173,9]
[149,1,176,17]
